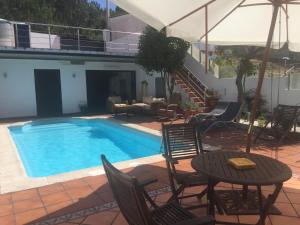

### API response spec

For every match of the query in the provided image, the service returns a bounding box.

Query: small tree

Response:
[136,26,190,100]
[215,46,262,103]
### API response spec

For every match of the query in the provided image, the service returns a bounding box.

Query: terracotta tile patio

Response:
[1,115,300,225]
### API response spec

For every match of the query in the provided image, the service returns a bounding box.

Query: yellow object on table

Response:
[228,158,256,170]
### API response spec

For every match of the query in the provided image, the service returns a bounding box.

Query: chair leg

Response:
[197,187,208,200]
[253,128,264,144]
[168,185,185,204]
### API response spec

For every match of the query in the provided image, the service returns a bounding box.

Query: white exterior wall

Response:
[185,54,300,110]
[0,58,158,119]
[0,61,36,118]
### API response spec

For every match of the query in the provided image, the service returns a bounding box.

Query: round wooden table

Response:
[191,151,292,225]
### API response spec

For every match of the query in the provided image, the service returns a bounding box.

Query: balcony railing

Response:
[0,20,141,54]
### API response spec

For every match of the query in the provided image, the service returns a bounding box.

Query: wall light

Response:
[72,73,76,78]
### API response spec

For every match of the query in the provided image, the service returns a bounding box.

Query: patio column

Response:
[246,2,280,152]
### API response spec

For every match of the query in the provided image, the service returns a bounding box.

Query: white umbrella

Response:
[111,0,300,152]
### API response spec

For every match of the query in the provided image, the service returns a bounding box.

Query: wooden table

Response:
[191,151,292,225]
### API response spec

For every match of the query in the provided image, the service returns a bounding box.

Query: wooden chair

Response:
[162,123,209,207]
[254,104,300,149]
[101,155,214,225]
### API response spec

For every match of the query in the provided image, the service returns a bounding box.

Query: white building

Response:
[0,17,163,119]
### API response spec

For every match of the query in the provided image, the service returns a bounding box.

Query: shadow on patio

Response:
[1,118,300,225]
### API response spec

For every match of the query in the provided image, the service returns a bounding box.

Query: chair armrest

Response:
[139,178,158,187]
[162,154,179,164]
[174,216,214,225]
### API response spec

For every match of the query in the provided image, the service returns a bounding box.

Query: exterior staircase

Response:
[175,66,208,110]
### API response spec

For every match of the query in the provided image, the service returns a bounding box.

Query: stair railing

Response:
[177,65,209,104]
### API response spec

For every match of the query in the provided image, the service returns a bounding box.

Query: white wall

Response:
[0,59,155,119]
[30,32,60,49]
[185,54,300,110]
[0,61,36,118]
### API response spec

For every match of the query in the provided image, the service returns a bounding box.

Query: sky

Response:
[96,0,116,10]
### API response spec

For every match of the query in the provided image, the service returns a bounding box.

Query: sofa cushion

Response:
[152,97,165,103]
[132,103,151,110]
[142,96,153,104]
[114,104,128,108]
[108,96,121,104]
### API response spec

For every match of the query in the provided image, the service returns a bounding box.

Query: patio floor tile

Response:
[263,190,290,203]
[291,203,300,217]
[238,215,272,225]
[41,191,72,206]
[270,215,300,225]
[38,183,65,196]
[83,211,118,225]
[11,189,39,202]
[62,179,89,190]
[65,186,94,200]
[69,217,86,224]
[96,190,115,203]
[286,192,300,204]
[0,203,14,217]
[274,203,298,217]
[13,197,44,214]
[0,214,16,225]
[73,194,104,210]
[45,200,74,216]
[0,194,12,205]
[15,207,46,225]
[112,212,128,225]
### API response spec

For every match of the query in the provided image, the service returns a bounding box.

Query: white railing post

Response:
[48,26,52,49]
[28,24,32,48]
[15,24,19,48]
[127,34,129,53]
[77,28,80,50]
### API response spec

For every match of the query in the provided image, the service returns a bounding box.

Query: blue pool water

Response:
[9,118,161,177]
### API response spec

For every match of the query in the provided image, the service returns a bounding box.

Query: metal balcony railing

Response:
[0,20,141,54]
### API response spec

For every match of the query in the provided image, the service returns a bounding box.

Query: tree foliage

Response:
[110,6,128,18]
[0,0,107,28]
[137,26,190,98]
[215,46,263,103]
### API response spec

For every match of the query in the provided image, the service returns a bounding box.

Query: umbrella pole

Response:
[246,4,280,152]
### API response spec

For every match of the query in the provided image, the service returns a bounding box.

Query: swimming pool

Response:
[9,118,161,177]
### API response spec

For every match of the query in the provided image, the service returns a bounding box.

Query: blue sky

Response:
[96,0,116,9]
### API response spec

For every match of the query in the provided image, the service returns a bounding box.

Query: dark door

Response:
[155,77,166,98]
[34,69,63,117]
[86,70,110,113]
[120,79,127,101]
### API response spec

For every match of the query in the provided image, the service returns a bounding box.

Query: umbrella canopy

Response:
[111,0,300,152]
[111,0,300,51]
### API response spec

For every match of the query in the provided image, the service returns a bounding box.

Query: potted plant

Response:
[205,89,220,111]
[257,115,266,127]
[182,101,198,117]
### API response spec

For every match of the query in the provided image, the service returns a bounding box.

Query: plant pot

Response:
[205,98,219,112]
[257,119,266,127]
[183,109,197,118]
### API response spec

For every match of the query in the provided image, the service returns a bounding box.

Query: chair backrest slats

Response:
[162,123,203,161]
[273,105,300,131]
[101,155,152,225]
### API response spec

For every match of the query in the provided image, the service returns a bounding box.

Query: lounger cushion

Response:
[132,103,151,110]
[114,104,128,108]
